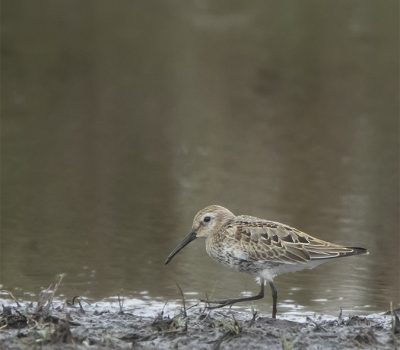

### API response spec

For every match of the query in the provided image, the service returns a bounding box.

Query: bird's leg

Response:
[269,281,277,319]
[201,279,265,309]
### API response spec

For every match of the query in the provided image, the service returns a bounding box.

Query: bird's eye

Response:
[203,216,211,223]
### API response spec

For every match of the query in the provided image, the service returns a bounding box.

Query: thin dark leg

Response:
[269,281,277,319]
[200,279,265,309]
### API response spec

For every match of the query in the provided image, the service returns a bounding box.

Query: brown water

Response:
[1,1,399,315]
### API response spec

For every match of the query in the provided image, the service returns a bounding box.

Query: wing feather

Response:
[220,215,361,265]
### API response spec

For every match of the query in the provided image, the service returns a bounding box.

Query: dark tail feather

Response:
[347,247,369,256]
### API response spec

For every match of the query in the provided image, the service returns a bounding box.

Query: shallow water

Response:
[1,1,399,315]
[1,297,396,350]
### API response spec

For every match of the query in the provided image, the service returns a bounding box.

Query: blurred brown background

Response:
[1,0,398,314]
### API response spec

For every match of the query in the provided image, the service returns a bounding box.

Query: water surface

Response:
[1,0,399,315]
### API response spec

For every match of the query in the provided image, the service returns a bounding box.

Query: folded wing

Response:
[222,216,367,265]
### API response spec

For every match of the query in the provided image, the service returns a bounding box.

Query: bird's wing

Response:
[221,216,358,264]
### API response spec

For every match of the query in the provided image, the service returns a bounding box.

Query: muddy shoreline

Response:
[1,295,399,350]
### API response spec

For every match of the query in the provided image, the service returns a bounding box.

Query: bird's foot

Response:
[200,298,242,309]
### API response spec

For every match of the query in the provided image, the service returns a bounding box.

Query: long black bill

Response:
[164,231,197,265]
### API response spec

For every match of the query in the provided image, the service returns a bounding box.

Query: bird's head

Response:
[164,205,234,264]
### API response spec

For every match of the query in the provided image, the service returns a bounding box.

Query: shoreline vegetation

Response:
[0,275,399,349]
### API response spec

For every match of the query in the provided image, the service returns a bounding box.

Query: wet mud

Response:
[0,295,398,350]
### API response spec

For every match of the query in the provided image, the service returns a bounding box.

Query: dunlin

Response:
[165,205,368,318]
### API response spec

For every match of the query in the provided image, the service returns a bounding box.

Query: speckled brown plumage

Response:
[206,214,364,270]
[165,205,368,318]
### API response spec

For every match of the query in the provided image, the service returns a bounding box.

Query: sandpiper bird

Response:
[165,205,368,318]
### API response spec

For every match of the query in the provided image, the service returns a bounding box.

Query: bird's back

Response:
[206,215,367,277]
